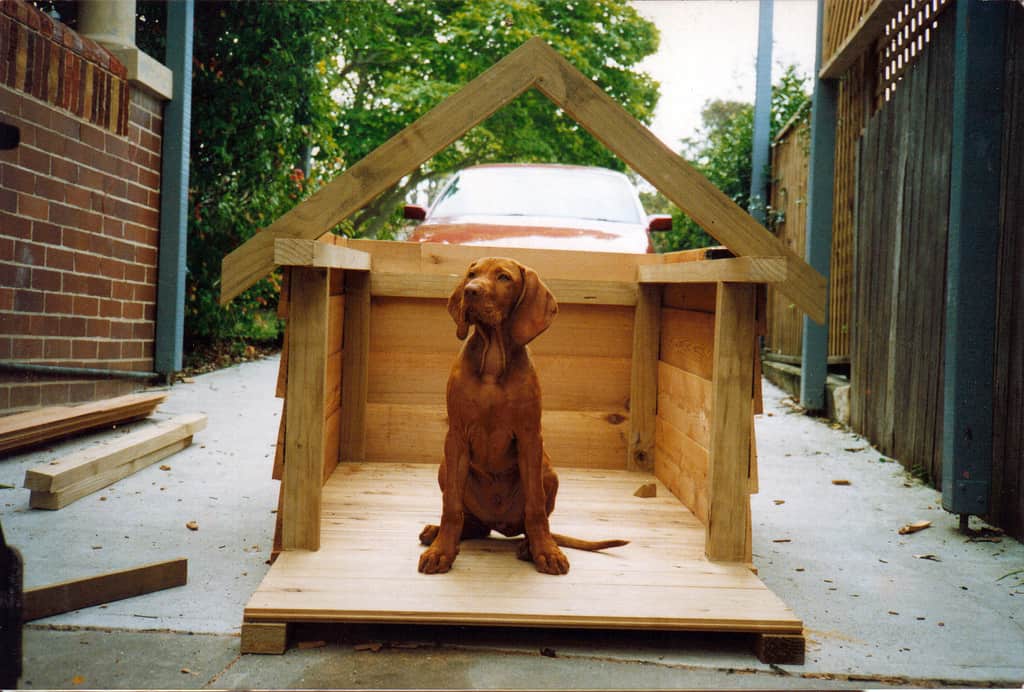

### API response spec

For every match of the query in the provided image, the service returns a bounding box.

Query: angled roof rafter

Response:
[220,37,826,323]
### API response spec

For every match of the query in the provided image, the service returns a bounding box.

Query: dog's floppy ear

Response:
[510,264,558,346]
[447,277,470,340]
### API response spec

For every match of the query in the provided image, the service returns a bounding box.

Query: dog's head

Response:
[447,257,558,345]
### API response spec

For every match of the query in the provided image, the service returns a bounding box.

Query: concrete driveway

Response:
[2,355,1021,689]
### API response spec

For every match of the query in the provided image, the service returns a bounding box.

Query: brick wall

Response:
[0,0,164,412]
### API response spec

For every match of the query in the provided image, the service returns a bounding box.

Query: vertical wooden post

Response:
[941,0,1006,520]
[282,267,330,551]
[706,282,756,562]
[628,284,661,471]
[339,270,371,463]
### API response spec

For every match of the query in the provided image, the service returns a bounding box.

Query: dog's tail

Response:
[551,533,629,552]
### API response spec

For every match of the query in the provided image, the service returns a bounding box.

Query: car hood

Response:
[408,215,650,253]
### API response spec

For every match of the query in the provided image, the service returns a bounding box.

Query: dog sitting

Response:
[418,257,627,575]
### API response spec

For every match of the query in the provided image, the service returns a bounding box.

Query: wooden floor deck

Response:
[243,463,803,656]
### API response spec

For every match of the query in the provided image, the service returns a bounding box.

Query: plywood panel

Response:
[657,362,711,449]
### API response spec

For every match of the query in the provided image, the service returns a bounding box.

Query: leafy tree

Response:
[653,65,811,253]
[137,1,660,345]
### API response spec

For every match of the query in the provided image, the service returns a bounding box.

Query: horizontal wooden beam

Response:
[638,257,787,285]
[819,0,902,79]
[369,272,637,306]
[22,558,187,622]
[273,239,371,271]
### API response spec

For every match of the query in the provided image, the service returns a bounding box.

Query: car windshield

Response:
[429,167,644,224]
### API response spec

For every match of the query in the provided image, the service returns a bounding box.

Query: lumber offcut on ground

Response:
[22,558,188,622]
[0,392,168,455]
[23,413,207,510]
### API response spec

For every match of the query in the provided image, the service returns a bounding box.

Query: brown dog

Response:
[418,257,627,575]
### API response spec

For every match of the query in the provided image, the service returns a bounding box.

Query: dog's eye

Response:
[497,273,511,282]
[467,271,476,279]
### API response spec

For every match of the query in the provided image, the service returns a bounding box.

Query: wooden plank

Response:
[660,308,715,381]
[367,351,630,411]
[369,298,634,359]
[654,417,709,525]
[219,39,544,304]
[282,267,330,551]
[530,42,826,323]
[28,439,193,510]
[363,403,629,470]
[417,242,657,284]
[244,464,802,634]
[628,284,661,471]
[339,270,371,463]
[0,392,167,454]
[22,558,187,622]
[24,414,206,493]
[241,622,289,655]
[705,283,756,562]
[273,238,371,271]
[369,272,637,306]
[638,257,787,285]
[819,0,903,79]
[663,283,717,313]
[657,361,712,449]
[272,407,285,481]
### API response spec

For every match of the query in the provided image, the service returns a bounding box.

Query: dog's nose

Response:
[464,281,482,298]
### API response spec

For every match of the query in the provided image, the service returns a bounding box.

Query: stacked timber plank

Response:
[0,392,167,454]
[23,414,207,509]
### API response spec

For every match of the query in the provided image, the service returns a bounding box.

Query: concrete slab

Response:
[3,356,1023,688]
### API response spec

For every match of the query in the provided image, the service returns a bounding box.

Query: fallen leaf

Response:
[898,520,931,535]
[540,647,558,658]
[354,642,383,652]
[0,483,14,490]
[160,465,172,471]
[844,446,866,452]
[298,640,326,650]
[186,521,199,531]
[99,496,107,501]
[181,668,192,675]
[831,479,851,486]
[888,611,899,615]
[633,483,657,498]
[773,499,785,505]
[72,675,86,685]
[772,538,792,543]
[914,554,941,562]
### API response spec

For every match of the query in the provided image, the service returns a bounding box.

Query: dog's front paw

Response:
[532,543,569,575]
[418,546,457,574]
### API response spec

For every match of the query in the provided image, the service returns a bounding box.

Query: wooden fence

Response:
[765,110,810,358]
[993,10,1024,540]
[850,13,954,485]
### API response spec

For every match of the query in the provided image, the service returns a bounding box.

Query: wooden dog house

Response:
[221,39,825,664]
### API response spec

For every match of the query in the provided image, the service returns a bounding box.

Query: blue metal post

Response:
[154,0,194,377]
[800,0,836,411]
[749,0,774,225]
[941,0,1006,523]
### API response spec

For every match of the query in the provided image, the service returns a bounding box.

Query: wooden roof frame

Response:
[220,37,826,322]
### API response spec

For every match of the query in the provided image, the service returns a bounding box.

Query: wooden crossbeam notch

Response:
[273,238,371,271]
[23,414,206,510]
[22,558,187,622]
[0,392,167,455]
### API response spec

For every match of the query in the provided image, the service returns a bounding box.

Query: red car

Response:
[404,163,672,253]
